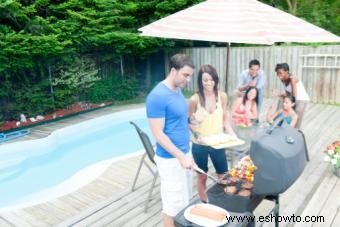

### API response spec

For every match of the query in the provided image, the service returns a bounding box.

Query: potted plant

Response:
[324,141,340,178]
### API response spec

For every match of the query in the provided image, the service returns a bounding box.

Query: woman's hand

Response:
[224,125,236,137]
[193,131,206,144]
[196,136,206,144]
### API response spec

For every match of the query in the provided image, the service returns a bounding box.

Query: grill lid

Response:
[250,120,307,195]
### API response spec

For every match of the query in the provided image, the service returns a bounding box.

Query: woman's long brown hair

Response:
[197,64,219,108]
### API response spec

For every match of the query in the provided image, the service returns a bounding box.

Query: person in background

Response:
[274,63,309,129]
[146,53,196,227]
[267,95,298,128]
[231,87,259,127]
[237,59,266,122]
[188,64,235,203]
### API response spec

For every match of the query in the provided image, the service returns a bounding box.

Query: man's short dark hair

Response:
[169,54,194,71]
[249,59,260,68]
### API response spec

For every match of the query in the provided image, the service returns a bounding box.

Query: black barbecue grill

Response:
[207,119,308,226]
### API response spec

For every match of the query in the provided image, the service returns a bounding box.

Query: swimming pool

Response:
[0,107,153,211]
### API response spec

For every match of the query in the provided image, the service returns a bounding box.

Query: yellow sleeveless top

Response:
[193,92,224,138]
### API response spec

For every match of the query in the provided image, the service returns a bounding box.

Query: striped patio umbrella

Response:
[138,0,340,45]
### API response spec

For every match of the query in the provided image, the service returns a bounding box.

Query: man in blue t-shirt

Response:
[146,53,196,226]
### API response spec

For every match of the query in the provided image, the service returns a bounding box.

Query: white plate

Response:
[184,203,229,227]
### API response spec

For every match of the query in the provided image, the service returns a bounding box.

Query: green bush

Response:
[53,87,74,109]
[0,71,142,121]
[86,79,114,103]
[112,75,139,101]
[11,82,55,117]
[85,73,140,103]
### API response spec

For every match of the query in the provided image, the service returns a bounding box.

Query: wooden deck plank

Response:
[312,175,340,227]
[106,196,162,227]
[331,209,340,227]
[71,183,161,226]
[121,198,163,227]
[138,208,163,227]
[0,211,39,227]
[58,177,159,226]
[0,217,14,227]
[293,172,338,227]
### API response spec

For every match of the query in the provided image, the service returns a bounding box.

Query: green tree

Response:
[260,0,339,36]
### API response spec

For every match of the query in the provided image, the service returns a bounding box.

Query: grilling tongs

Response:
[194,166,226,185]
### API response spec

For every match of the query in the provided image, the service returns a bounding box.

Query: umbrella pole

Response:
[225,42,231,93]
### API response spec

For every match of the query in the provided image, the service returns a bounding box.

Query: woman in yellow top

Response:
[189,64,235,203]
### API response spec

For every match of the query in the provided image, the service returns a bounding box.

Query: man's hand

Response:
[178,154,196,170]
[248,80,256,87]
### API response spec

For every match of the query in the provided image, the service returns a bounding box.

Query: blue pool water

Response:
[0,108,153,209]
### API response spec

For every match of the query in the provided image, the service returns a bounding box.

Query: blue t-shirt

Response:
[146,83,190,158]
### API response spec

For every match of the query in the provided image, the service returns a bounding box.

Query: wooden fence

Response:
[172,45,340,104]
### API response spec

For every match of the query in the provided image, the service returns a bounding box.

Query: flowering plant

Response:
[324,141,340,168]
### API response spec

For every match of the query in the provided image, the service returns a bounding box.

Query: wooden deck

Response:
[0,101,339,227]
